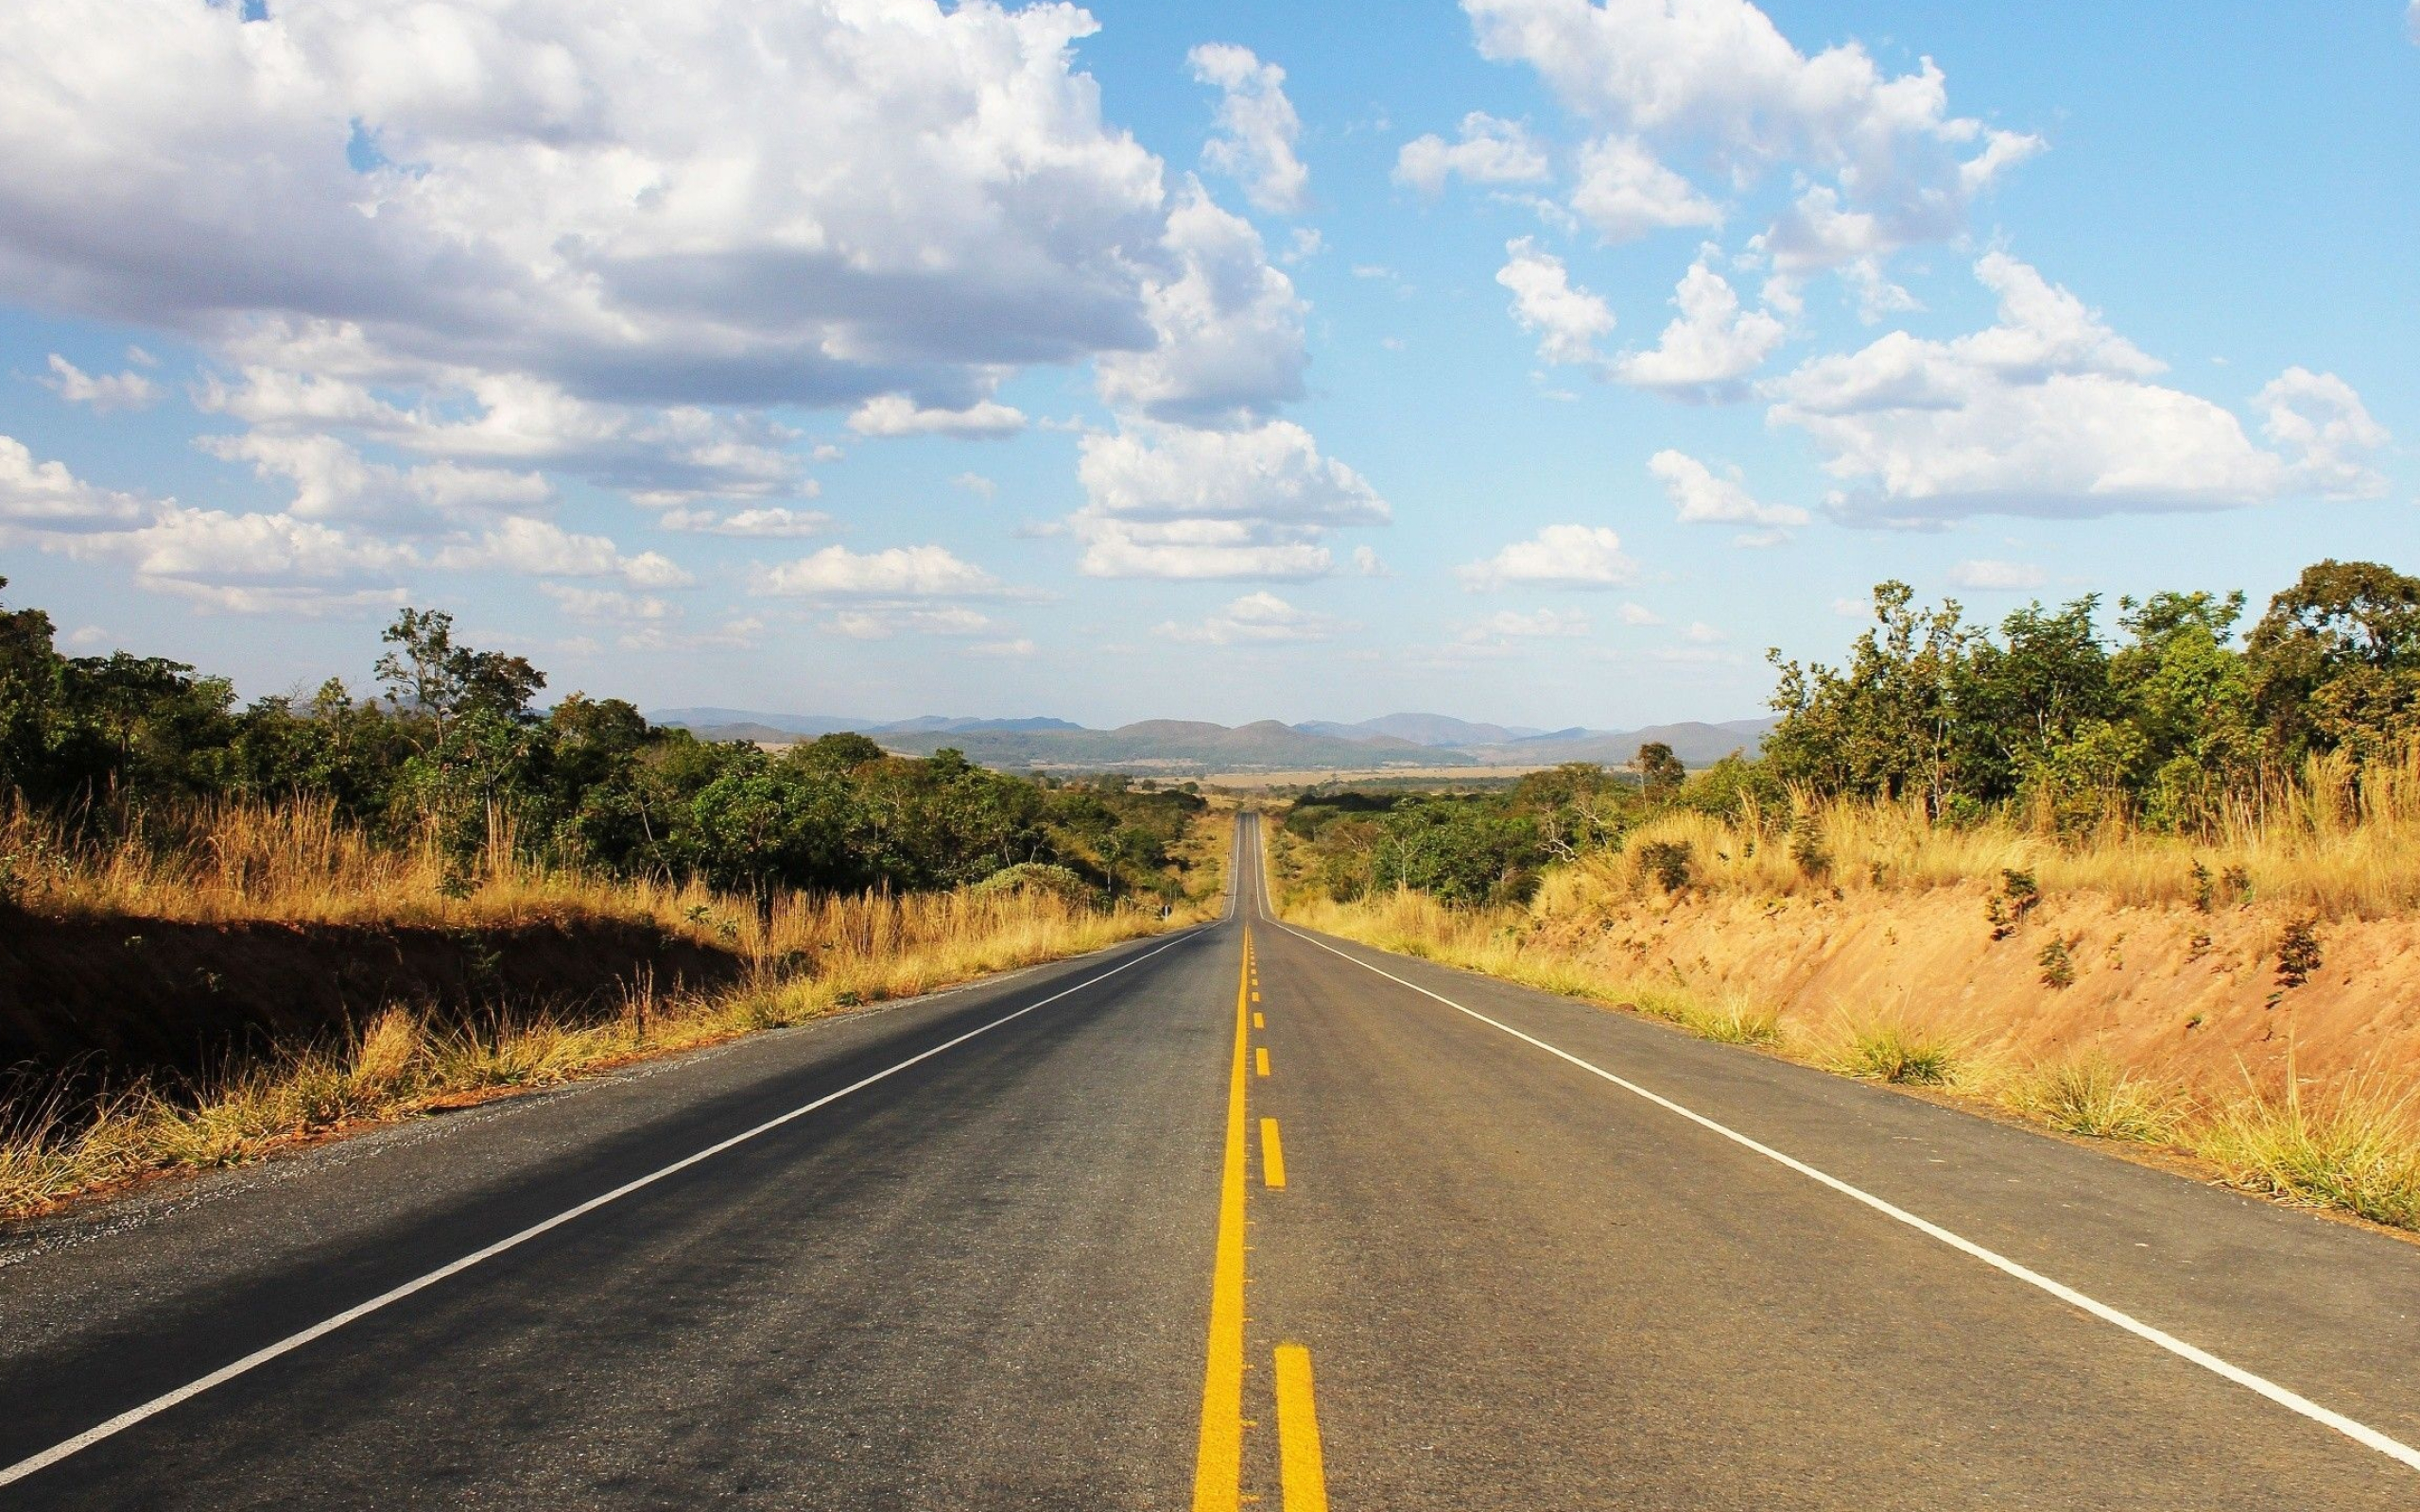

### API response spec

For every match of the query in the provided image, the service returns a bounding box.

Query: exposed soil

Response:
[1532,884,2420,1093]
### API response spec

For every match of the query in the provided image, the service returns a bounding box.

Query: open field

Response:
[1205,764,1553,790]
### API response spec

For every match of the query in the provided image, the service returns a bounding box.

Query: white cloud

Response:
[0,1,1174,412]
[1770,255,2390,523]
[847,394,1028,439]
[198,365,810,505]
[757,543,1002,598]
[953,472,998,499]
[1684,620,1725,643]
[811,443,845,463]
[541,584,681,623]
[43,354,158,412]
[1072,420,1387,579]
[1465,0,2039,267]
[1496,237,1615,368]
[1945,558,2046,591]
[828,605,997,640]
[1458,524,1637,590]
[1465,608,1590,639]
[1394,112,1550,195]
[1156,590,1346,644]
[967,637,1036,658]
[437,517,693,587]
[1095,185,1308,425]
[62,505,414,607]
[1616,257,1787,396]
[1647,450,1808,527]
[2256,367,2390,499]
[2411,0,2419,43]
[1568,135,1721,242]
[659,506,832,538]
[1617,602,1663,626]
[1189,43,1308,215]
[199,432,552,527]
[0,435,148,530]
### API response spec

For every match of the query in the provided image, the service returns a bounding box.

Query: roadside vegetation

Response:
[0,579,1225,1219]
[1273,559,2420,1234]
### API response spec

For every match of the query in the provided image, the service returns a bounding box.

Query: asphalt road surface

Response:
[6,816,2420,1508]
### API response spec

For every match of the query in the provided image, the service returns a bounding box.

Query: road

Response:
[5,815,2420,1507]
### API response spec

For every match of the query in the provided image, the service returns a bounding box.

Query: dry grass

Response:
[2195,1076,2420,1230]
[1527,747,2420,922]
[2010,1055,2187,1143]
[0,807,1234,1220]
[1829,1021,1962,1086]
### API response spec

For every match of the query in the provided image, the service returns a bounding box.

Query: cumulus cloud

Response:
[0,0,1173,410]
[1945,558,2046,591]
[1647,450,1808,528]
[1496,238,1615,368]
[58,505,415,613]
[658,506,833,538]
[1095,185,1309,425]
[43,354,157,412]
[198,432,552,528]
[435,517,693,587]
[1189,43,1308,215]
[1394,112,1550,195]
[1770,254,2389,523]
[1463,0,2040,266]
[1072,420,1387,579]
[756,543,1003,598]
[1465,608,1590,639]
[1616,257,1787,396]
[0,435,148,530]
[847,394,1028,439]
[1458,524,1637,590]
[541,584,682,623]
[1155,591,1346,644]
[1568,135,1721,242]
[1617,602,1663,626]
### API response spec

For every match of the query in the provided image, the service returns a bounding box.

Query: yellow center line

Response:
[1191,926,1253,1512]
[1253,1011,1265,1030]
[1260,1117,1287,1190]
[1255,1047,1271,1078]
[1273,1345,1329,1511]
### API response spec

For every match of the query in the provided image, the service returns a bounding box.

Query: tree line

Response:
[0,582,1202,904]
[1281,558,2420,908]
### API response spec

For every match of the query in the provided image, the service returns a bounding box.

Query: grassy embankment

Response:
[0,803,1229,1220]
[1270,758,2420,1233]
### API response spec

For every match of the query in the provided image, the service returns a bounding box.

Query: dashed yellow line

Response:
[1255,1047,1271,1078]
[1273,1345,1329,1511]
[1253,1011,1265,1030]
[1191,929,1253,1512]
[1260,1118,1287,1190]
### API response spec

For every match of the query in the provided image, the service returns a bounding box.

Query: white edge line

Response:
[0,929,1203,1488]
[1265,906,2420,1476]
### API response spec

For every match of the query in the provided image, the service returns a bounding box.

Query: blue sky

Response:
[2,0,2413,729]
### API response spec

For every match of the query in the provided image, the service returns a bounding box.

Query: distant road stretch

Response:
[6,817,2419,1507]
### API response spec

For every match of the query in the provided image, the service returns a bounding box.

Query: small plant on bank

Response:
[1635,839,1693,894]
[1788,825,1830,881]
[1986,868,2040,939]
[1834,1022,1960,1085]
[2275,918,2324,988]
[2037,936,2078,989]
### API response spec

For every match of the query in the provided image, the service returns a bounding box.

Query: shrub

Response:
[2037,936,2077,989]
[2011,1056,2181,1143]
[2275,918,2324,988]
[1635,839,1693,893]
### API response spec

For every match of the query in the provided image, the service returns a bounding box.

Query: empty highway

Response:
[5,816,2419,1507]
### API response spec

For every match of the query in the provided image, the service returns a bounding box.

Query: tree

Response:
[2247,560,2420,764]
[1634,742,1685,799]
[1765,581,1970,814]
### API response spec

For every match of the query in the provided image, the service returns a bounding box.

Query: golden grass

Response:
[1273,832,2420,1233]
[1517,747,2420,921]
[0,807,1235,1220]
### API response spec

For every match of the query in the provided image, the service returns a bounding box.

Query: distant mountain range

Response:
[648,708,1777,776]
